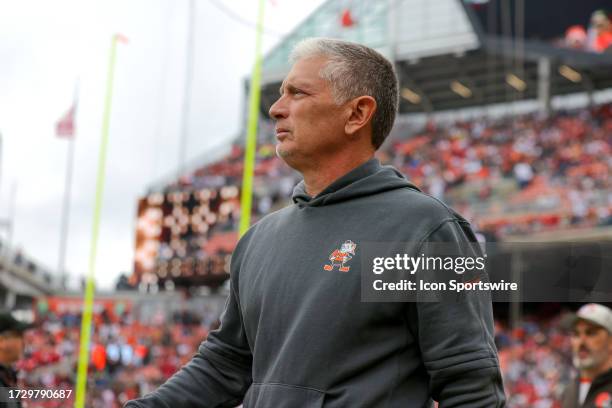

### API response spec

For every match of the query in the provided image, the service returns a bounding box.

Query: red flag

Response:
[341,9,355,27]
[56,104,76,138]
[115,33,129,44]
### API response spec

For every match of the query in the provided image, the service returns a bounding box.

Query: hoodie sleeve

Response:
[406,218,506,408]
[124,257,253,407]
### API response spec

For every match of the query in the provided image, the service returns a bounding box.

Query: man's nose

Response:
[269,96,288,120]
[575,333,588,345]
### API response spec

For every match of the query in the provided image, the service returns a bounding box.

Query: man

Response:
[126,38,505,407]
[0,311,31,408]
[588,10,612,53]
[562,303,612,408]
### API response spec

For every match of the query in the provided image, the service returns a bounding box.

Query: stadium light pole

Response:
[4,182,16,258]
[239,0,266,237]
[0,134,16,260]
[177,0,196,178]
[57,81,78,290]
[74,33,128,408]
[0,132,2,207]
[0,134,14,258]
[0,132,5,250]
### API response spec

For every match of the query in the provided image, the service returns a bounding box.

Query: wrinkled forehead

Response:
[280,56,330,93]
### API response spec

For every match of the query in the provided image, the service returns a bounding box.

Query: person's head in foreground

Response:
[269,37,398,195]
[569,303,612,379]
[0,312,30,368]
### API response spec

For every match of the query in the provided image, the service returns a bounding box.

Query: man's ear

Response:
[345,96,377,136]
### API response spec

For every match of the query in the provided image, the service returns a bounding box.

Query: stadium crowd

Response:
[17,304,216,408]
[496,313,573,408]
[11,302,579,408]
[389,104,612,238]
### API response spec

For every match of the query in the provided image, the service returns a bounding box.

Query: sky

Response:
[0,0,326,290]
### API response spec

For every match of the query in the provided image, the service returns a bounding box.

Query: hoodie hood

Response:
[291,158,419,208]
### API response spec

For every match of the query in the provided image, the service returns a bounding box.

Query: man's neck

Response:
[301,153,374,197]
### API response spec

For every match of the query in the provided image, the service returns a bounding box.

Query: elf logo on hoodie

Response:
[324,240,357,272]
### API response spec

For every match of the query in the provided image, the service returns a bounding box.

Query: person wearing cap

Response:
[562,303,612,408]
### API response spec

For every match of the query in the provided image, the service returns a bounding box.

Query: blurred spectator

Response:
[565,25,588,50]
[514,162,534,189]
[588,10,612,53]
[0,311,33,408]
[560,304,612,408]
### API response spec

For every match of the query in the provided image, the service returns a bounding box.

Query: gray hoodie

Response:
[126,158,506,407]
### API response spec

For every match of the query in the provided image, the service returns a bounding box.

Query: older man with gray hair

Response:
[562,303,612,408]
[126,38,505,408]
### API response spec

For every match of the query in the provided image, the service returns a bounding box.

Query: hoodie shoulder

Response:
[384,183,457,219]
[379,185,477,245]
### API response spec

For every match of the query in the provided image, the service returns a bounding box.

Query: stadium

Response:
[1,0,612,406]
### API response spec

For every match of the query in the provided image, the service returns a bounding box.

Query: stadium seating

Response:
[160,103,611,276]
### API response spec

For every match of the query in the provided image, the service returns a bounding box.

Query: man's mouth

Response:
[276,129,291,140]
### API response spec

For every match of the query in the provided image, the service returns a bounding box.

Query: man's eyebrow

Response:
[279,80,312,96]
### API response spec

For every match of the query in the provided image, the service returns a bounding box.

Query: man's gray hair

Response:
[289,37,399,149]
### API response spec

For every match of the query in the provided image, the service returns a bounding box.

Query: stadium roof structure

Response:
[257,0,612,116]
[0,253,58,299]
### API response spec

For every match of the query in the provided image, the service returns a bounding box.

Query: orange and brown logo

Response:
[323,240,357,272]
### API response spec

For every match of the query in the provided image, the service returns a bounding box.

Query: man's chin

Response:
[276,146,303,170]
[276,144,294,160]
[573,356,595,369]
